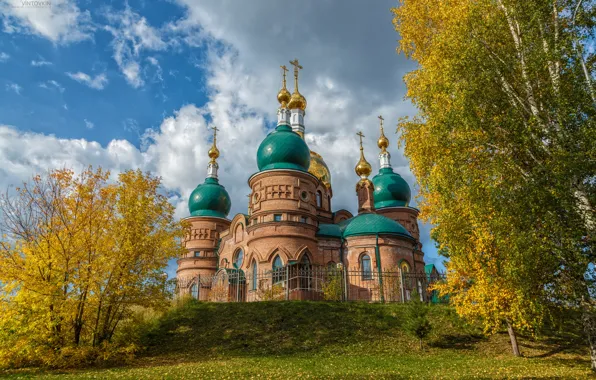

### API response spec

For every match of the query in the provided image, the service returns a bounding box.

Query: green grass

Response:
[2,301,592,379]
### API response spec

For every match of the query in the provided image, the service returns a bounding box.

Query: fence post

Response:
[342,264,348,301]
[285,265,290,301]
[400,272,405,303]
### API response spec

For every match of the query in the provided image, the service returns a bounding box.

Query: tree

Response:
[404,292,432,350]
[392,0,595,363]
[0,167,186,368]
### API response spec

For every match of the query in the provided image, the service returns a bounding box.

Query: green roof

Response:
[188,177,231,218]
[316,213,413,241]
[257,125,311,172]
[316,223,342,238]
[343,213,413,239]
[372,167,411,208]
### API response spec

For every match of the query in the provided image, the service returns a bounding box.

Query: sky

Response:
[0,0,445,277]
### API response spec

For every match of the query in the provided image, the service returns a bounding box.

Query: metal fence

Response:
[171,264,447,304]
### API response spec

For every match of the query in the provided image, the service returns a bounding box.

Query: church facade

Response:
[176,61,433,301]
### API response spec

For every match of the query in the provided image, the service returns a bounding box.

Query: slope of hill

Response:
[2,301,591,379]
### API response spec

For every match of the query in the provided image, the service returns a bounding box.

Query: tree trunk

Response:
[582,306,596,372]
[589,332,596,372]
[507,321,521,357]
[419,338,423,351]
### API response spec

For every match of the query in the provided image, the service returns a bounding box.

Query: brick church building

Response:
[176,60,436,301]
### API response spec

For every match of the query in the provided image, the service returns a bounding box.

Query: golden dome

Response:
[355,131,371,178]
[377,115,388,152]
[288,58,307,111]
[355,149,372,178]
[309,151,331,188]
[277,88,291,108]
[288,91,306,110]
[208,126,220,163]
[277,65,291,108]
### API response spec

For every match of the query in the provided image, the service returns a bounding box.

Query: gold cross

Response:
[289,59,303,74]
[280,65,288,85]
[378,115,384,131]
[356,131,365,148]
[211,125,218,140]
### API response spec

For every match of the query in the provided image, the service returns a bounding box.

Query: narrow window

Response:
[300,216,307,223]
[274,214,282,222]
[252,260,258,290]
[316,191,322,208]
[193,251,201,257]
[233,249,244,269]
[361,254,372,280]
[272,255,284,284]
[190,283,198,299]
[299,254,312,290]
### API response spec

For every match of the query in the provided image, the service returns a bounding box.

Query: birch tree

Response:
[393,0,595,365]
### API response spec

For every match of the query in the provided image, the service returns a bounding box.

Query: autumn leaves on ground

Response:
[2,301,592,379]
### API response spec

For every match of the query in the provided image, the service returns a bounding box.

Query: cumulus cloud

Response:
[66,71,108,90]
[103,6,168,88]
[0,0,94,44]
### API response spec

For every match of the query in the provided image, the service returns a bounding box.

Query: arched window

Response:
[327,261,336,271]
[361,254,372,280]
[251,259,258,290]
[327,195,331,210]
[299,254,312,289]
[233,249,244,269]
[190,283,198,299]
[316,191,322,208]
[272,255,284,284]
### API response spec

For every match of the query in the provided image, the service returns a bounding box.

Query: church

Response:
[176,60,435,301]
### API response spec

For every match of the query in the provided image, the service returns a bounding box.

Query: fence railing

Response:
[170,264,446,304]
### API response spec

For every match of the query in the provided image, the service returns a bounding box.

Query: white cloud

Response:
[84,119,94,130]
[103,6,168,88]
[6,83,22,95]
[31,58,52,66]
[0,52,10,62]
[66,71,108,90]
[39,80,64,93]
[0,0,94,44]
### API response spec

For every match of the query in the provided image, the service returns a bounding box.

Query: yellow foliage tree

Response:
[0,167,186,368]
[392,0,595,361]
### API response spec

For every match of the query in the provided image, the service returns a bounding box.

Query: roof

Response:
[316,213,413,241]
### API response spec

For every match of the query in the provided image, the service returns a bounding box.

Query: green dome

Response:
[257,125,310,172]
[372,167,411,208]
[343,213,412,239]
[188,177,231,218]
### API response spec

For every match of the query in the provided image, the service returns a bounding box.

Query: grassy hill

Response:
[2,301,592,379]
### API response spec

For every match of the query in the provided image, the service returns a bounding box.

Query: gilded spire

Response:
[288,58,307,111]
[277,65,291,108]
[355,131,372,179]
[377,115,389,153]
[208,126,220,164]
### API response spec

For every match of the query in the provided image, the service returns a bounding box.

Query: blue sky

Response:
[0,0,445,277]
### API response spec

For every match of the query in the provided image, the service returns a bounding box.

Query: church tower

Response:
[177,127,232,299]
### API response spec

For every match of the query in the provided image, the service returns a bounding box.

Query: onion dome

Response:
[355,131,372,179]
[372,168,411,208]
[277,65,291,108]
[377,115,389,153]
[342,213,412,239]
[188,177,231,218]
[257,125,311,171]
[309,151,331,188]
[288,59,307,111]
